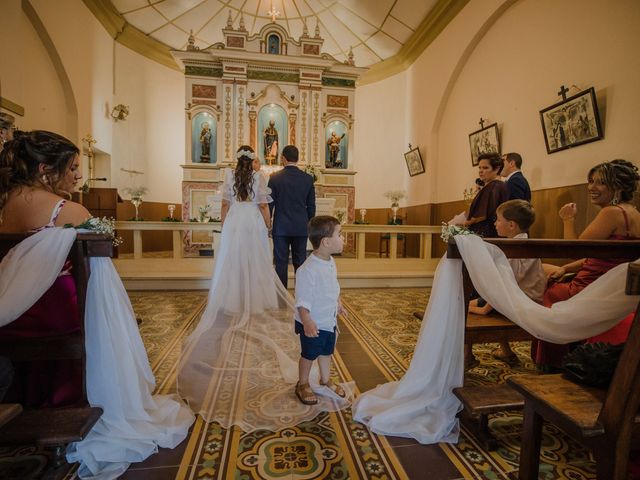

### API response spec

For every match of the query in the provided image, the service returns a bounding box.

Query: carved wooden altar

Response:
[172,16,366,254]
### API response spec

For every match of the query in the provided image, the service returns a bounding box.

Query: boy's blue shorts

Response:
[295,321,336,360]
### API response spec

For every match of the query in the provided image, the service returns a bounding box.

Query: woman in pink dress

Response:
[534,159,640,368]
[0,130,91,406]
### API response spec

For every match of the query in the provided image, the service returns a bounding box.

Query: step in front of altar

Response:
[114,257,438,290]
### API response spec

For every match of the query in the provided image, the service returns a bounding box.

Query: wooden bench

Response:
[447,238,640,450]
[0,233,112,475]
[446,238,640,368]
[508,262,640,480]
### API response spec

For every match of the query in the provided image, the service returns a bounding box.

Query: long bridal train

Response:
[352,234,638,444]
[0,228,194,480]
[177,201,353,433]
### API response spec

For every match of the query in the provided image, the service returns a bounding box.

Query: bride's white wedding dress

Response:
[177,169,351,432]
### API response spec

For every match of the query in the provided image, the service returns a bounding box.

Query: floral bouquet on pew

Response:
[440,223,472,244]
[65,217,123,246]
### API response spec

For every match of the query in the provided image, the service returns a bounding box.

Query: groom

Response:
[268,145,316,288]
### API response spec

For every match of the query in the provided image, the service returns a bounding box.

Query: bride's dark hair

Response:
[234,145,255,201]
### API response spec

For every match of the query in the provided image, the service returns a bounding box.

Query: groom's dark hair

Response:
[282,145,299,163]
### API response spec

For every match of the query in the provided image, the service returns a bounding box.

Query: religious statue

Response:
[263,120,279,164]
[326,131,345,168]
[199,121,212,162]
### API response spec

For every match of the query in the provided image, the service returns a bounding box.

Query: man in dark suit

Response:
[268,145,316,288]
[501,152,531,201]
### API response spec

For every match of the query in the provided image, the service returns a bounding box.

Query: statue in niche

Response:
[268,34,280,54]
[263,120,279,164]
[199,121,212,162]
[326,131,345,168]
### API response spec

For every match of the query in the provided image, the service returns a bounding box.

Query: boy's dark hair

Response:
[282,145,299,162]
[497,199,535,231]
[308,215,339,249]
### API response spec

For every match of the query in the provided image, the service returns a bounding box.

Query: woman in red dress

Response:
[0,130,91,406]
[533,159,640,368]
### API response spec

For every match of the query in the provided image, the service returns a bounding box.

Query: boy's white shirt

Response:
[508,232,546,303]
[295,253,340,331]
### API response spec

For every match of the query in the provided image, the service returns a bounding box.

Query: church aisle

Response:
[35,288,595,480]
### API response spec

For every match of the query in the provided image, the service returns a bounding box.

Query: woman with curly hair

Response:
[534,159,640,368]
[178,145,351,433]
[0,130,193,479]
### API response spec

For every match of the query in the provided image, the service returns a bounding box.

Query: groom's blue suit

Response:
[268,165,316,288]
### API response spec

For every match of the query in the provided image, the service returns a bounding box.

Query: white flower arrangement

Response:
[304,164,320,182]
[440,222,473,244]
[123,186,148,200]
[384,190,406,207]
[68,217,123,246]
[198,204,211,222]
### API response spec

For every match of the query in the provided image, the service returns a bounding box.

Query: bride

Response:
[177,145,350,432]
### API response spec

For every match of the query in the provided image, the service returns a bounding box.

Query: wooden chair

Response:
[0,233,112,474]
[507,261,640,480]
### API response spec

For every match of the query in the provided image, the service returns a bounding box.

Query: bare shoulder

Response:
[55,200,91,226]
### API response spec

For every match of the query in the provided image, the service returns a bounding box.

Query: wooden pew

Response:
[508,262,640,480]
[447,238,640,450]
[0,233,112,475]
[446,238,640,368]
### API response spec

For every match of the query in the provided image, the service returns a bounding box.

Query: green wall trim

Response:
[185,66,223,77]
[247,70,299,83]
[322,77,356,88]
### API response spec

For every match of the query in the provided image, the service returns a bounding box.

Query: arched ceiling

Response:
[86,0,469,82]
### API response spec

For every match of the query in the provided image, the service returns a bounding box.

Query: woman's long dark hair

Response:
[233,145,255,201]
[0,130,79,221]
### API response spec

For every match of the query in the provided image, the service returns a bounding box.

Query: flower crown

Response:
[236,149,256,160]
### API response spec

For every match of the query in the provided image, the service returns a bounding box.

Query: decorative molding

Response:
[300,92,308,163]
[322,112,354,130]
[237,86,245,147]
[247,70,299,83]
[322,77,356,88]
[82,0,180,71]
[192,84,216,98]
[224,86,232,161]
[312,92,319,164]
[0,97,25,116]
[185,66,223,77]
[327,95,348,109]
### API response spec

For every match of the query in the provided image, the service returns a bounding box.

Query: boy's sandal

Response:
[295,382,318,405]
[320,379,346,398]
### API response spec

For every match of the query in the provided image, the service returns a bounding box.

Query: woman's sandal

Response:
[295,382,318,405]
[320,379,346,398]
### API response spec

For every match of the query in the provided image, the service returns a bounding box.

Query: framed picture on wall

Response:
[539,87,603,154]
[468,123,500,167]
[404,146,425,176]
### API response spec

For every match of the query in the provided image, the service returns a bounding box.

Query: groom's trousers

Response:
[273,235,308,289]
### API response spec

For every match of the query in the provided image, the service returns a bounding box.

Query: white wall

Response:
[0,0,72,137]
[435,0,640,203]
[353,71,409,208]
[1,0,185,203]
[354,0,640,209]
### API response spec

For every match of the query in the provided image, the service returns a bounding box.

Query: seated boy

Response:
[294,215,347,405]
[469,200,546,361]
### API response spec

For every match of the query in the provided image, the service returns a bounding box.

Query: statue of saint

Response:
[263,120,279,164]
[199,122,212,162]
[326,131,345,168]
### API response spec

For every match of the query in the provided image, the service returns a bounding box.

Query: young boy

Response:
[469,199,546,360]
[294,215,347,405]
